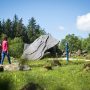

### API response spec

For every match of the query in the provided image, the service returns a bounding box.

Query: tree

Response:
[59,39,66,52]
[12,14,19,38]
[82,34,90,53]
[27,17,46,43]
[0,15,46,44]
[16,18,25,37]
[2,19,5,34]
[21,25,29,43]
[4,19,12,38]
[35,25,46,38]
[27,17,36,43]
[60,34,82,52]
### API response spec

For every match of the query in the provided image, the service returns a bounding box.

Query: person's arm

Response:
[0,43,1,52]
[0,41,1,46]
[7,41,9,53]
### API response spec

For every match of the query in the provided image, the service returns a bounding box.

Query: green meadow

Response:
[0,59,90,90]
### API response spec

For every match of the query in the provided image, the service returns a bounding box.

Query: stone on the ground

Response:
[0,65,4,72]
[21,82,43,90]
[43,65,52,70]
[4,63,19,71]
[51,60,61,66]
[19,65,31,71]
[83,63,90,71]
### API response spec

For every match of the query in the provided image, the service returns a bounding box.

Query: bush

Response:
[9,37,24,58]
[86,54,90,59]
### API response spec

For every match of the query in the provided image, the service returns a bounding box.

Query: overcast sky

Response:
[0,0,90,40]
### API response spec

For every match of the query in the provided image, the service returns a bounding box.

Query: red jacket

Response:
[2,40,8,52]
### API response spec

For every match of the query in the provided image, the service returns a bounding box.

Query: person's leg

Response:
[6,52,11,64]
[1,51,5,65]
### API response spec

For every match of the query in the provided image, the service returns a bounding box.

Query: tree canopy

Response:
[0,15,90,57]
[60,34,90,53]
[0,15,46,43]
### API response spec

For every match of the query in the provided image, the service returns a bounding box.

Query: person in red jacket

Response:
[1,36,11,64]
[0,42,1,62]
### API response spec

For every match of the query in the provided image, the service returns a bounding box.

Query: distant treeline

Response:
[60,34,90,54]
[0,14,46,43]
[0,15,90,58]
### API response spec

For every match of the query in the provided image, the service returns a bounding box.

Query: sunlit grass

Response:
[0,59,90,90]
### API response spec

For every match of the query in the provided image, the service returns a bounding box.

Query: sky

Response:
[0,0,90,41]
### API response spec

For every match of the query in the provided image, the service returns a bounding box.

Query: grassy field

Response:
[0,59,90,90]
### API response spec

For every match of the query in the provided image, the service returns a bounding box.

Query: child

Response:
[1,36,11,64]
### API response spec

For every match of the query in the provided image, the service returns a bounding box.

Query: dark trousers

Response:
[1,51,11,64]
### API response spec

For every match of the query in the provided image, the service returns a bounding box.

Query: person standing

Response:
[0,42,2,62]
[1,36,11,64]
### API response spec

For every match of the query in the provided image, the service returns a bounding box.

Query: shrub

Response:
[86,54,90,59]
[9,37,24,58]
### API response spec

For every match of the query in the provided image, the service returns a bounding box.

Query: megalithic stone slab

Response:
[21,34,59,60]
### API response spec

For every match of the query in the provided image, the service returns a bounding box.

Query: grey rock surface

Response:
[21,34,59,60]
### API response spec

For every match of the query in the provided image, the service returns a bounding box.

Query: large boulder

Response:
[21,34,59,60]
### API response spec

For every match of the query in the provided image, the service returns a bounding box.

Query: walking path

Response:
[47,57,90,62]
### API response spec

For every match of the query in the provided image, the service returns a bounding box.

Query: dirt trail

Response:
[47,58,90,62]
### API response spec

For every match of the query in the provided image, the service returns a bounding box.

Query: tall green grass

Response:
[0,59,90,90]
